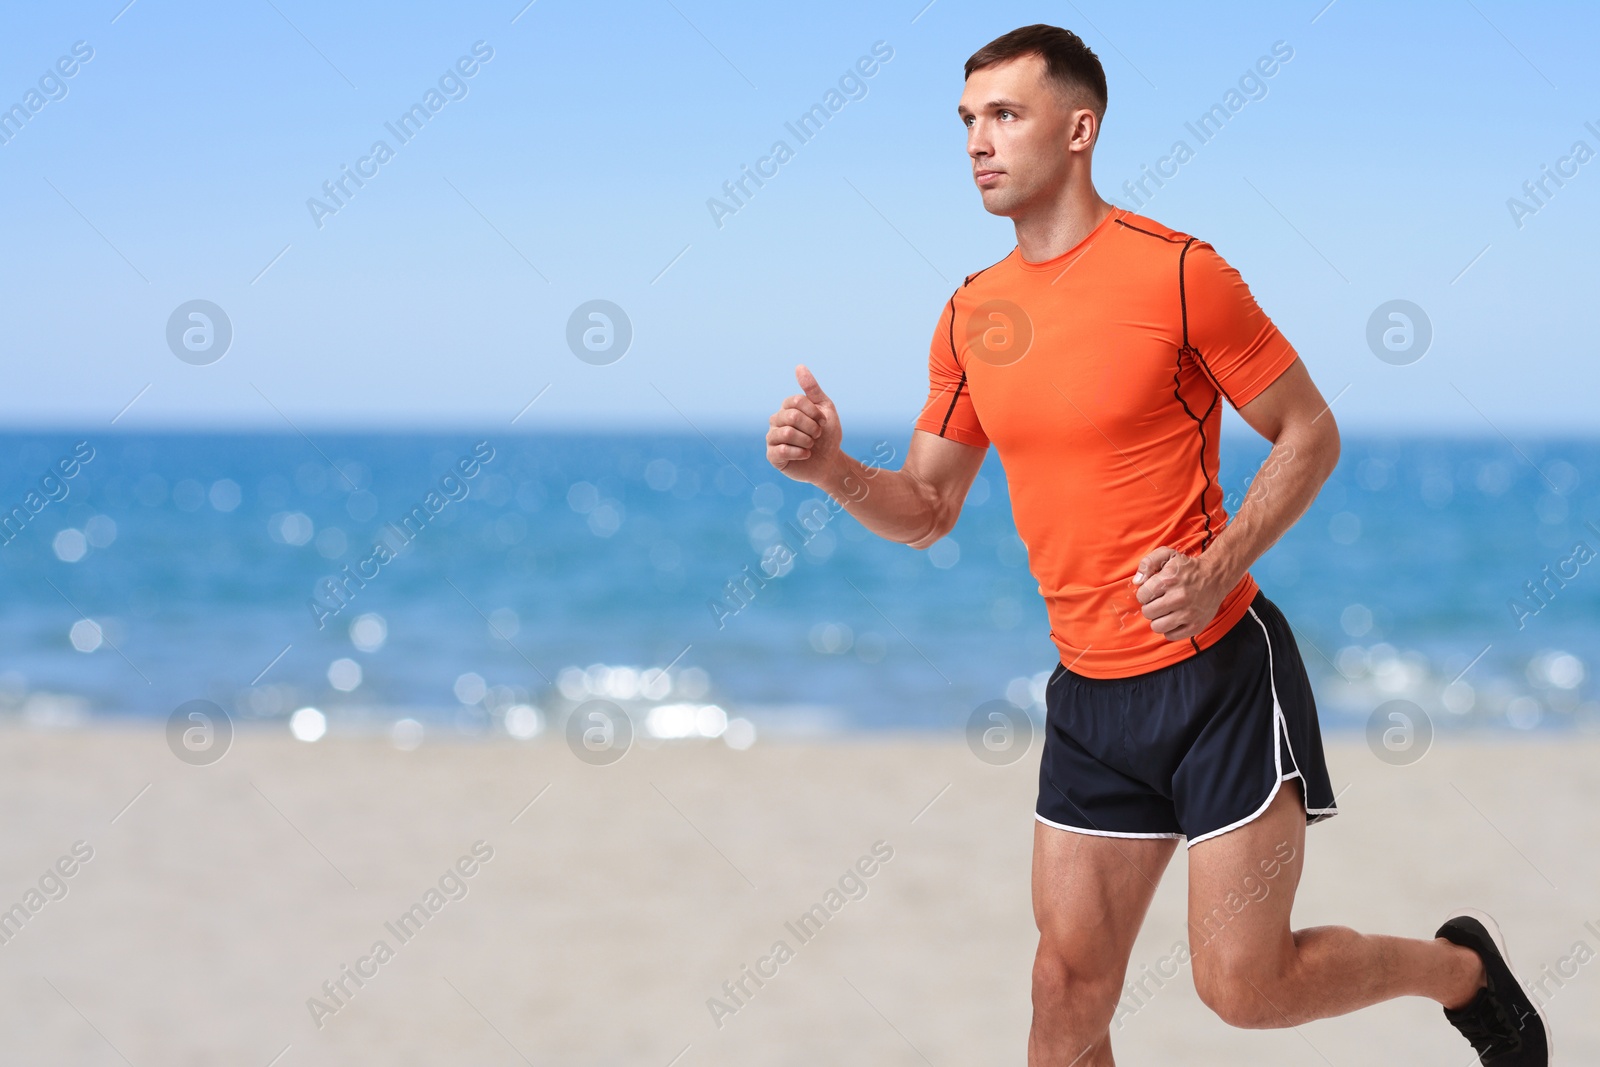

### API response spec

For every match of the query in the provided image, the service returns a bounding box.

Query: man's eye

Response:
[999,110,1015,120]
[963,115,974,127]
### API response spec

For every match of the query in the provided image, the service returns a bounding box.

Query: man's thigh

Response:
[1032,819,1178,970]
[1185,782,1308,982]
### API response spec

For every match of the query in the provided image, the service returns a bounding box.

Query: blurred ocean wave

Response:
[1,431,1596,742]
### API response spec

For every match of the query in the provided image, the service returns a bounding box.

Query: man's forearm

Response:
[816,453,948,549]
[1203,427,1338,591]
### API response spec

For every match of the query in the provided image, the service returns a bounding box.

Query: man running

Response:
[764,23,1550,1066]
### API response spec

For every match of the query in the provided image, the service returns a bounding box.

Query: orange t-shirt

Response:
[913,209,1299,679]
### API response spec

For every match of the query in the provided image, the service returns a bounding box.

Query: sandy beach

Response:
[1,727,1596,1065]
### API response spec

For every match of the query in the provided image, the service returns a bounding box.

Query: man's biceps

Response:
[909,427,987,458]
[1235,358,1319,439]
[935,453,992,515]
[907,431,985,477]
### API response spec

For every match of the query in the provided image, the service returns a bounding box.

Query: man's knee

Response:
[1032,937,1124,1021]
[1192,956,1287,1030]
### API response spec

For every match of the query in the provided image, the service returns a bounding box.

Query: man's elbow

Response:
[1281,410,1339,488]
[1312,411,1340,479]
[906,501,959,551]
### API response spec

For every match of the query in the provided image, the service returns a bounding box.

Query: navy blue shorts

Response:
[1036,590,1338,847]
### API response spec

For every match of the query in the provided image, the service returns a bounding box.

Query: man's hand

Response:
[1131,546,1228,641]
[766,365,843,485]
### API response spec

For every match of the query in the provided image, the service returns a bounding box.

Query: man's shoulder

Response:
[1106,212,1255,294]
[950,249,1016,298]
[1109,210,1199,251]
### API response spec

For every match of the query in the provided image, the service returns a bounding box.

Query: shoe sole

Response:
[1445,907,1556,1063]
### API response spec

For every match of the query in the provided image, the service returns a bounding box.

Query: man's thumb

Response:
[795,364,830,405]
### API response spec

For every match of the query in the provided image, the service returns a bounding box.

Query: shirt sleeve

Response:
[1181,241,1300,409]
[912,292,990,448]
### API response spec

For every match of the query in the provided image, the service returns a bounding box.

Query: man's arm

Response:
[1133,357,1339,639]
[766,365,988,549]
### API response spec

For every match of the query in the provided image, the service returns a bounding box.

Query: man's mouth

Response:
[975,169,1003,187]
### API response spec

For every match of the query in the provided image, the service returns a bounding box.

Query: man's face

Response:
[958,54,1091,218]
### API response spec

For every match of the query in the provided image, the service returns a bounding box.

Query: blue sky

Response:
[1,0,1596,433]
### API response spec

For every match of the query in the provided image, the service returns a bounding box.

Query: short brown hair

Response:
[964,24,1107,119]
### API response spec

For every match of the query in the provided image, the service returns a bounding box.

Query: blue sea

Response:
[1,431,1596,741]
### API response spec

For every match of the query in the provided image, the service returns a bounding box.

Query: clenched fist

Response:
[1131,545,1226,641]
[766,365,843,485]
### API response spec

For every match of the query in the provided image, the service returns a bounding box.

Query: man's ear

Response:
[1072,108,1099,151]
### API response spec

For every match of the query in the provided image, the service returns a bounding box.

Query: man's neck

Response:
[1012,182,1116,263]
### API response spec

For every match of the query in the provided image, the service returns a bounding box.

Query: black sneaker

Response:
[1436,909,1552,1065]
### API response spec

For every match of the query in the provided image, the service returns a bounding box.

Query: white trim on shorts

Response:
[1186,605,1338,848]
[1033,811,1184,840]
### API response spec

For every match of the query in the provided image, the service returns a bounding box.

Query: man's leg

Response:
[1186,782,1485,1029]
[1030,820,1179,1066]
